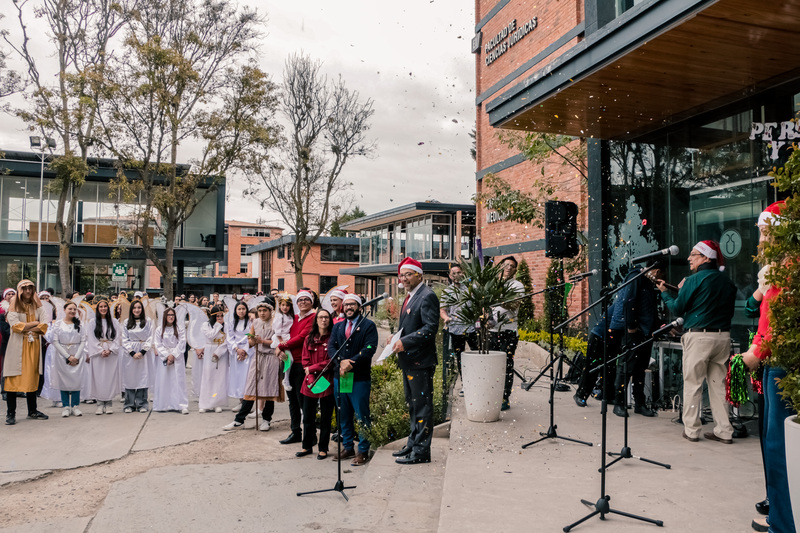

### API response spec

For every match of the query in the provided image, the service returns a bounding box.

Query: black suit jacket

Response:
[328,315,378,381]
[397,283,440,370]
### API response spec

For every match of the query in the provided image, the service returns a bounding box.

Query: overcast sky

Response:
[0,1,477,229]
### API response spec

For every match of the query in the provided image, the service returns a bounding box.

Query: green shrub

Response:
[518,328,588,358]
[515,258,535,325]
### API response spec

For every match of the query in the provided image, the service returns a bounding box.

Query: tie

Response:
[401,294,410,316]
[346,320,353,339]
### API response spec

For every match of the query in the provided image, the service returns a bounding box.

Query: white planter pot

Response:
[785,415,800,531]
[461,350,506,422]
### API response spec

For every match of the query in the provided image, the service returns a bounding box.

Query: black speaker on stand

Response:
[545,201,578,259]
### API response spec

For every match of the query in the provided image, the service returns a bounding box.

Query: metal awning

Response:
[487,0,800,139]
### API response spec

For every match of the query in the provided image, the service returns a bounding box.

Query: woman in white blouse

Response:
[121,300,153,413]
[197,306,229,412]
[49,301,86,417]
[226,301,254,413]
[153,307,189,414]
[86,299,121,415]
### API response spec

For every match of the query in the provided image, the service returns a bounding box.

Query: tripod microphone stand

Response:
[297,313,367,502]
[522,266,592,449]
[564,264,663,531]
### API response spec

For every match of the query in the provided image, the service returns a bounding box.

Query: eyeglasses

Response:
[688,252,703,258]
[399,272,418,278]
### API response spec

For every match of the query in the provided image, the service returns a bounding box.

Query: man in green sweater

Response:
[656,240,737,444]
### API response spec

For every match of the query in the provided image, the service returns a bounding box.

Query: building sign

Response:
[750,121,800,160]
[111,263,127,282]
[719,229,742,259]
[485,210,507,224]
[484,17,538,66]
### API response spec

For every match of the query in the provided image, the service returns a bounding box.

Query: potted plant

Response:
[441,255,522,422]
[764,148,800,529]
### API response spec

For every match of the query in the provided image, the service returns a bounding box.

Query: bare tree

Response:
[245,53,374,289]
[0,14,24,100]
[96,0,278,299]
[3,0,131,295]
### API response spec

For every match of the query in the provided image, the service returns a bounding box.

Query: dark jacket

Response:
[397,283,440,370]
[328,315,378,381]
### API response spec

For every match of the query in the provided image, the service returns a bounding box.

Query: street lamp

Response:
[29,135,57,289]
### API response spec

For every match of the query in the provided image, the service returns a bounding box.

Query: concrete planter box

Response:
[786,415,800,531]
[461,351,506,422]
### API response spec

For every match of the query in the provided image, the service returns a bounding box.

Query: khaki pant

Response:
[681,331,733,440]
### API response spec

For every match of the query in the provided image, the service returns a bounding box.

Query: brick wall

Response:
[260,243,358,296]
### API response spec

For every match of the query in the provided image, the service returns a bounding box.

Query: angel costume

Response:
[86,317,122,411]
[153,325,189,412]
[47,319,86,410]
[121,317,154,412]
[226,318,254,400]
[197,322,229,411]
[39,299,61,403]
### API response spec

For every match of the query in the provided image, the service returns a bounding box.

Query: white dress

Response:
[48,320,87,392]
[153,326,188,411]
[226,319,253,399]
[197,322,229,410]
[40,329,61,402]
[86,318,122,402]
[120,318,154,390]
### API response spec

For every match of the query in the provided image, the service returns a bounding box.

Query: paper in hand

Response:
[377,329,403,363]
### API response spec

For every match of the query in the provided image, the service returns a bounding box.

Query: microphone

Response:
[361,292,389,308]
[569,269,598,281]
[650,317,684,338]
[631,245,679,264]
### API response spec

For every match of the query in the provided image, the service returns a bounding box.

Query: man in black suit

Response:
[328,294,378,467]
[392,257,440,465]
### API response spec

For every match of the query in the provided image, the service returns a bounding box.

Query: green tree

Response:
[0,13,23,100]
[542,259,568,330]
[245,53,375,290]
[515,258,535,327]
[3,0,131,295]
[97,0,278,299]
[329,205,366,237]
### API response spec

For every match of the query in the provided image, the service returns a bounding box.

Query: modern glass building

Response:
[0,150,224,294]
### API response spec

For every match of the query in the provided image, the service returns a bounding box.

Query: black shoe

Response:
[279,432,302,445]
[5,415,15,425]
[396,452,431,465]
[573,393,587,407]
[392,446,413,457]
[555,382,571,392]
[634,404,655,417]
[613,404,628,417]
[331,431,340,442]
[295,449,313,457]
[755,498,769,516]
[27,411,49,420]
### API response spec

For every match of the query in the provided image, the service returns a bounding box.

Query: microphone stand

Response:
[522,260,592,449]
[564,264,663,531]
[297,312,367,502]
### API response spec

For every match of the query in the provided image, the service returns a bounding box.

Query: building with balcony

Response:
[339,201,476,297]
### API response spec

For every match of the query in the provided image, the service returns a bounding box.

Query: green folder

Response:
[283,351,293,373]
[339,372,354,393]
[311,375,331,394]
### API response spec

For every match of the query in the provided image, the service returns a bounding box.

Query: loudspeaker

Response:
[545,201,578,258]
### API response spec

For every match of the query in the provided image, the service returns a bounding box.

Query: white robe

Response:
[153,326,188,411]
[48,320,87,392]
[226,319,254,399]
[120,318,154,390]
[86,318,122,402]
[198,322,229,410]
[40,329,61,401]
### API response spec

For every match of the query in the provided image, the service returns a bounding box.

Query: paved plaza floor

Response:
[0,345,763,532]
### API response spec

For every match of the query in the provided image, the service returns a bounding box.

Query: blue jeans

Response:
[334,378,371,455]
[764,365,796,533]
[60,390,80,408]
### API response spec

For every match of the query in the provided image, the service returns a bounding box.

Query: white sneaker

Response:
[198,408,206,413]
[72,407,82,417]
[232,403,242,413]
[214,407,223,413]
[186,364,192,369]
[96,405,104,415]
[247,410,256,419]
[283,379,293,392]
[181,408,189,415]
[124,407,133,413]
[222,421,243,431]
[62,407,71,417]
[105,406,114,414]
[259,420,270,431]
[138,407,148,413]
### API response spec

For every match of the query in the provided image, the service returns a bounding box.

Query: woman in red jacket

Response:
[295,308,335,459]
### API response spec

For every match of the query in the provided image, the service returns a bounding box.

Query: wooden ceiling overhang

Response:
[486,0,800,140]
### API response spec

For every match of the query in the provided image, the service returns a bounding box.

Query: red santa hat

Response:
[296,289,314,302]
[398,257,423,275]
[694,240,725,271]
[329,289,347,300]
[342,293,362,306]
[758,200,786,227]
[3,288,15,298]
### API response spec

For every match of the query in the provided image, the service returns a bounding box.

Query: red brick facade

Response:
[255,241,359,296]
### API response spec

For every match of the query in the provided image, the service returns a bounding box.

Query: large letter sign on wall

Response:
[750,121,800,160]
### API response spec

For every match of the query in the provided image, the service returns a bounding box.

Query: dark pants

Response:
[490,330,518,401]
[6,391,37,417]
[334,378,371,455]
[286,362,305,433]
[402,367,434,456]
[449,331,477,376]
[124,388,148,410]
[613,331,651,406]
[762,365,796,533]
[234,399,275,424]
[576,331,620,401]
[757,391,767,497]
[302,394,335,452]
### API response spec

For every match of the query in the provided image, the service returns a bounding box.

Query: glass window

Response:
[277,245,285,259]
[77,181,99,243]
[432,215,451,260]
[406,216,432,260]
[240,263,248,274]
[392,222,406,263]
[320,275,338,293]
[277,278,285,291]
[241,244,249,255]
[1,175,28,241]
[183,188,217,248]
[320,244,358,262]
